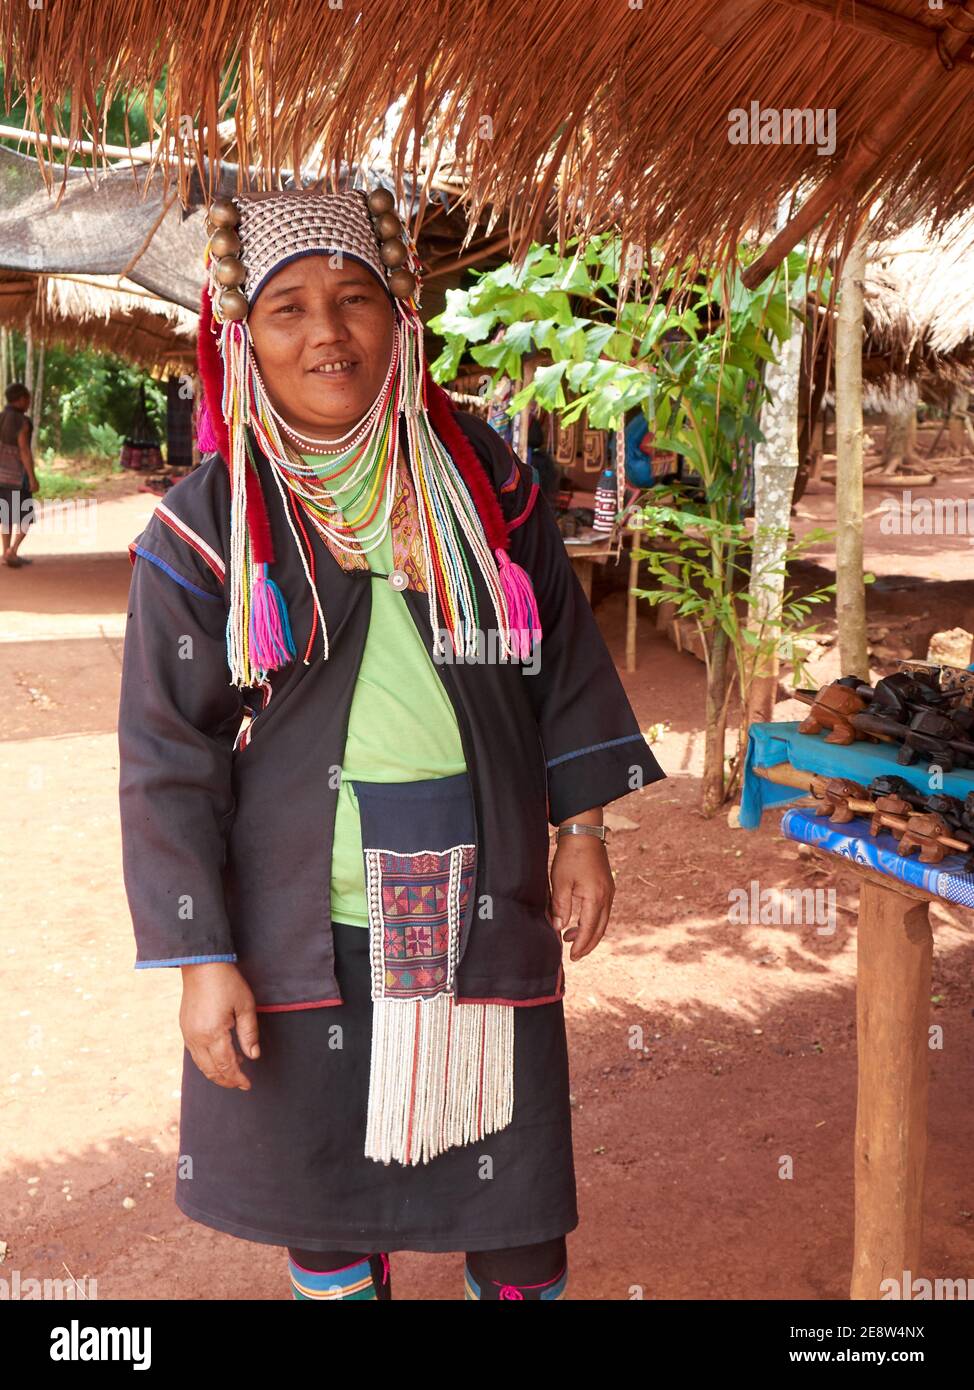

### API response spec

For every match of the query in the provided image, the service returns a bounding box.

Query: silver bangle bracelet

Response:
[554,823,608,842]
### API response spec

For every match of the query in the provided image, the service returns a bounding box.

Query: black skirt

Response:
[174,922,578,1253]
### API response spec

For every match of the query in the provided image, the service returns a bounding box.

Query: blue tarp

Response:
[780,808,974,908]
[741,720,974,829]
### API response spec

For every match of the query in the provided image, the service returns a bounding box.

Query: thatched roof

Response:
[866,215,974,357]
[6,2,974,281]
[860,214,974,397]
[0,270,198,370]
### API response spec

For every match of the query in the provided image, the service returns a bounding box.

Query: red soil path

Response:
[1,484,971,1301]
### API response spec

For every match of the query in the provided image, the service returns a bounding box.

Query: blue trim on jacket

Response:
[131,544,222,602]
[546,732,646,768]
[136,954,238,968]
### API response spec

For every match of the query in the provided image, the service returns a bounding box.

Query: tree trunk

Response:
[746,305,804,726]
[702,624,731,815]
[882,403,916,472]
[835,232,870,681]
[947,386,971,456]
[24,320,34,394]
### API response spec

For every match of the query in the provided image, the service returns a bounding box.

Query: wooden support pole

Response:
[741,3,974,290]
[947,386,970,456]
[851,879,933,1300]
[513,355,536,462]
[772,0,972,56]
[626,523,641,674]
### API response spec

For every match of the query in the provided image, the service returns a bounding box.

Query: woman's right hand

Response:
[179,961,260,1090]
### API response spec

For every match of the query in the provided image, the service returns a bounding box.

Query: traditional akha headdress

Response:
[196,186,540,689]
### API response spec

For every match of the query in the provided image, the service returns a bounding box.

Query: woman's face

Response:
[246,255,395,441]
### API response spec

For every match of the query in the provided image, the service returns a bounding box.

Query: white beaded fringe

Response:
[364,992,514,1167]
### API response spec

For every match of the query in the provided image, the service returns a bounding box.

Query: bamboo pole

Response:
[835,230,870,681]
[514,356,536,461]
[772,0,970,55]
[34,341,45,435]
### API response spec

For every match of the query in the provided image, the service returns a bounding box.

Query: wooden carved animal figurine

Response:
[798,682,868,745]
[810,776,868,824]
[869,793,912,837]
[898,812,951,865]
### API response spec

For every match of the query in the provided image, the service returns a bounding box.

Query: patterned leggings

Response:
[287,1236,567,1300]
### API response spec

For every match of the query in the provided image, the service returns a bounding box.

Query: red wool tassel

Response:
[197,286,276,568]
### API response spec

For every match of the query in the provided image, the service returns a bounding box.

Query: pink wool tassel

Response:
[196,395,220,453]
[249,564,297,673]
[496,549,541,660]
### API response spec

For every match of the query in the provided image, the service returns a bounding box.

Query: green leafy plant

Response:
[635,492,836,805]
[431,239,823,811]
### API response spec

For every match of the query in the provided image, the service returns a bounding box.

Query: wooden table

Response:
[753,763,940,1299]
[564,521,644,673]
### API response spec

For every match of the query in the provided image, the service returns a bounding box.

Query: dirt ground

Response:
[1,471,972,1301]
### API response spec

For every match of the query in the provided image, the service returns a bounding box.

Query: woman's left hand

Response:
[548,836,614,961]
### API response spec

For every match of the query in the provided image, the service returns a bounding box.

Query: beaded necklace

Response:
[249,337,400,555]
[212,277,538,687]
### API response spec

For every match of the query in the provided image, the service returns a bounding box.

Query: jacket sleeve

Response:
[457,411,667,824]
[118,508,244,968]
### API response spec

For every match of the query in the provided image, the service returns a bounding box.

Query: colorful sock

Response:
[287,1251,391,1300]
[464,1264,567,1300]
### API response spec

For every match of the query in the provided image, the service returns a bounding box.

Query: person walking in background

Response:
[0,382,38,568]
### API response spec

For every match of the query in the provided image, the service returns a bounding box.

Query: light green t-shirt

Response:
[302,451,467,926]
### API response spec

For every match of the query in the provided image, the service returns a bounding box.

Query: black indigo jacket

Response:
[117,410,665,1007]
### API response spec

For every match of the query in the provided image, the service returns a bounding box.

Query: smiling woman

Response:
[248,260,395,440]
[117,185,666,1300]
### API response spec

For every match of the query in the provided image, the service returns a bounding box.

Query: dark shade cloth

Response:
[174,922,578,1253]
[165,375,195,468]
